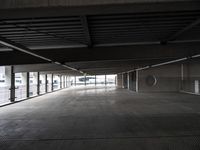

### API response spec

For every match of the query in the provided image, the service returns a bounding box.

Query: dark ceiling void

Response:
[0,1,200,75]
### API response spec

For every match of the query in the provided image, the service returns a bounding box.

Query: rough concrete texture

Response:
[182,59,200,94]
[0,86,200,150]
[138,64,181,92]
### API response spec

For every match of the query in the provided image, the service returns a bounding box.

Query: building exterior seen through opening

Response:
[0,66,116,105]
[0,0,200,150]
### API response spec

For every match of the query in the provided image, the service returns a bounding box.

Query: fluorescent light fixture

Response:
[54,62,61,65]
[151,57,187,67]
[192,54,200,58]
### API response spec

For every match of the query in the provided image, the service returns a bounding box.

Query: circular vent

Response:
[145,75,157,87]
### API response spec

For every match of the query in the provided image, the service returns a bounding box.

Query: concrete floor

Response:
[0,86,200,150]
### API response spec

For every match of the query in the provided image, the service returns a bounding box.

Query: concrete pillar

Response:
[63,76,65,88]
[127,73,130,90]
[37,72,40,95]
[5,66,15,102]
[180,64,184,91]
[45,74,48,93]
[65,76,67,87]
[74,76,76,86]
[60,75,62,89]
[51,74,54,91]
[85,75,86,86]
[105,75,107,86]
[116,74,123,88]
[26,72,30,98]
[95,75,97,86]
[122,73,128,89]
[136,70,139,92]
[63,76,66,88]
[195,80,199,94]
[128,72,136,91]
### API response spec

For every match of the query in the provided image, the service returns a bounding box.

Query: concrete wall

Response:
[122,73,128,89]
[137,64,181,92]
[181,59,200,94]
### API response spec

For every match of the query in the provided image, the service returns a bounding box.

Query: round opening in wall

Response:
[145,75,157,87]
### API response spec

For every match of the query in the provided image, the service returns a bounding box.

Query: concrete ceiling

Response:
[0,0,200,75]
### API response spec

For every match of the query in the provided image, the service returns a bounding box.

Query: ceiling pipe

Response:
[120,53,200,74]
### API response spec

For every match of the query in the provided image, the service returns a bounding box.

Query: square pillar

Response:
[105,75,107,86]
[37,72,40,95]
[65,76,68,87]
[26,72,30,98]
[51,74,54,91]
[136,70,139,92]
[45,74,48,93]
[74,76,76,86]
[122,73,128,89]
[60,75,62,89]
[63,76,65,88]
[85,75,86,86]
[95,75,97,86]
[116,74,123,88]
[6,66,15,102]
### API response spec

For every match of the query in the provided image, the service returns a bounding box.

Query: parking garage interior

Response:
[0,0,200,149]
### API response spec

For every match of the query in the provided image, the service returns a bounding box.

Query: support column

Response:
[180,64,184,91]
[136,70,139,92]
[105,75,107,86]
[65,76,67,87]
[116,74,123,88]
[60,75,62,89]
[37,72,40,95]
[85,75,86,86]
[63,76,65,88]
[51,74,54,91]
[66,76,68,87]
[6,66,15,102]
[95,75,97,86]
[122,73,128,89]
[26,72,30,98]
[127,73,130,90]
[128,72,134,91]
[74,76,76,86]
[45,74,48,93]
